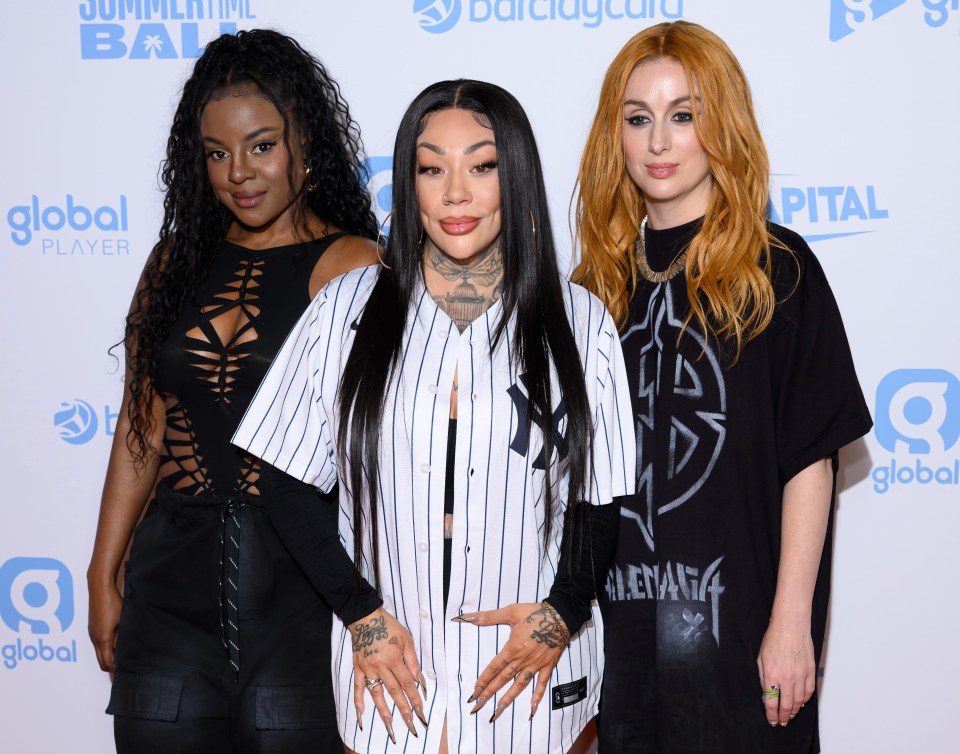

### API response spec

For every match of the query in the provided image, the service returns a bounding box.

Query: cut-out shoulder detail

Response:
[153,234,347,495]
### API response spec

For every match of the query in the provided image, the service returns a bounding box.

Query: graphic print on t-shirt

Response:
[608,281,728,647]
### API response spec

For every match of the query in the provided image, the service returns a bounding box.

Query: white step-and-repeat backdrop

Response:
[1,2,957,752]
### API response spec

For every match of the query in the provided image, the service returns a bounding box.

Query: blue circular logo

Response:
[54,399,98,445]
[414,0,461,34]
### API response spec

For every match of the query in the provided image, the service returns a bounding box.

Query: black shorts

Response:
[107,485,342,753]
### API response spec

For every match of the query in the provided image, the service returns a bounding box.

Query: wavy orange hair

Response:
[572,20,783,357]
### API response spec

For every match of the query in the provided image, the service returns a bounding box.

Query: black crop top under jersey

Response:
[153,234,344,496]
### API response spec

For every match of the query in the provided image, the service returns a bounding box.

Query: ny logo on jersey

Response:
[506,373,568,470]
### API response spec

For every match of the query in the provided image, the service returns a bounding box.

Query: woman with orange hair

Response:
[573,21,872,753]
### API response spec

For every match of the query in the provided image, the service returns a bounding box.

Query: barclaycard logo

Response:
[360,156,394,233]
[0,558,79,670]
[871,369,960,494]
[414,0,683,32]
[830,0,958,40]
[768,175,889,243]
[78,0,256,59]
[415,0,462,33]
[54,400,119,445]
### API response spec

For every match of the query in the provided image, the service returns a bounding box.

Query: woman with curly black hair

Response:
[86,29,403,752]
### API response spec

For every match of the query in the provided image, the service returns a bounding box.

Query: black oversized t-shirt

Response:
[598,219,872,754]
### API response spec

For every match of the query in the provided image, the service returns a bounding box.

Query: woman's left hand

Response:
[757,618,817,727]
[455,602,567,722]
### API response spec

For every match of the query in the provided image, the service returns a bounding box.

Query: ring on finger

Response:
[365,677,384,690]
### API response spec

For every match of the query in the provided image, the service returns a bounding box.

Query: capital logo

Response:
[875,370,960,454]
[0,559,74,635]
[54,399,99,445]
[829,0,906,40]
[769,175,889,243]
[414,0,461,33]
[360,156,394,233]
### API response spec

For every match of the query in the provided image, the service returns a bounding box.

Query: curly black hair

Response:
[124,29,378,462]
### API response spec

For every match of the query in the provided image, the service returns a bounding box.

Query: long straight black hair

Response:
[337,79,593,582]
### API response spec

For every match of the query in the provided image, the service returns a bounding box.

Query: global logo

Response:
[54,400,98,445]
[0,558,79,670]
[360,156,394,233]
[415,0,462,33]
[871,369,960,494]
[0,559,74,634]
[769,174,889,243]
[829,0,957,40]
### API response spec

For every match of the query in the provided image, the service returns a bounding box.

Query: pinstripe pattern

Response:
[234,267,635,754]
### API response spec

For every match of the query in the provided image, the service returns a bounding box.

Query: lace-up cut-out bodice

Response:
[154,235,343,496]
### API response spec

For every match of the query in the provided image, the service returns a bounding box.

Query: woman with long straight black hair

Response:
[235,79,635,753]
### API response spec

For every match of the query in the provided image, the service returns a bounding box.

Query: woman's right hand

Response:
[88,578,122,673]
[348,607,427,742]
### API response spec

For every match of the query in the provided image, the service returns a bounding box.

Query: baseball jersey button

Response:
[420,609,429,619]
[418,542,428,552]
[426,671,436,680]
[420,463,431,473]
[428,384,438,394]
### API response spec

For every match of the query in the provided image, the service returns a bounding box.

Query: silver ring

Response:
[365,677,384,690]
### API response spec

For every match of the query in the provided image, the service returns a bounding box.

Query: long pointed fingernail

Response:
[386,719,396,744]
[414,706,429,728]
[466,690,479,704]
[528,702,539,721]
[489,702,505,723]
[404,714,418,737]
[418,673,428,701]
[358,716,363,732]
[452,613,478,623]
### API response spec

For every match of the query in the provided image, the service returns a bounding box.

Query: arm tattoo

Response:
[351,615,388,653]
[525,606,564,649]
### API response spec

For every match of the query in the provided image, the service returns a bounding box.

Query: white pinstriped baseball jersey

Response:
[234,264,635,754]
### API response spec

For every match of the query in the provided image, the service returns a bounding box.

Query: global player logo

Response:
[872,369,960,493]
[414,0,462,33]
[0,558,79,670]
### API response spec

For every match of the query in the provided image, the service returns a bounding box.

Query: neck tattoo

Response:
[425,238,504,332]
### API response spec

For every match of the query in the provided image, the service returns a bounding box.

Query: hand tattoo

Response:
[352,615,388,653]
[525,606,564,648]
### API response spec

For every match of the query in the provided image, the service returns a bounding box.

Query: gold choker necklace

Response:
[634,216,686,283]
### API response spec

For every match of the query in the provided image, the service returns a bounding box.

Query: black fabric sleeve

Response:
[258,462,382,625]
[768,227,873,485]
[545,498,622,637]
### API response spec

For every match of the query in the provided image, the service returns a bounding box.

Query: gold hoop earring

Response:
[304,162,319,193]
[375,211,393,269]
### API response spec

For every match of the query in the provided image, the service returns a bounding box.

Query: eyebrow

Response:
[202,125,282,145]
[623,95,697,109]
[417,139,496,155]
